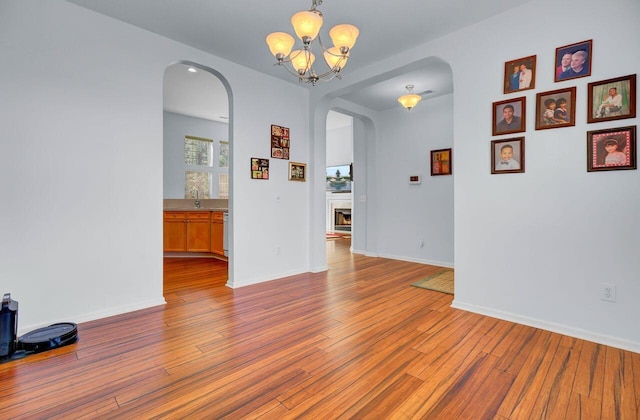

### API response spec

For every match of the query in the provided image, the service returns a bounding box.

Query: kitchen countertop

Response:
[164,208,228,212]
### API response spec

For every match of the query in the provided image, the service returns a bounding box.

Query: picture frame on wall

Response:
[535,87,577,130]
[430,148,452,176]
[491,137,525,174]
[587,74,636,123]
[555,39,592,82]
[503,55,536,94]
[493,97,526,136]
[250,157,269,179]
[288,162,307,181]
[587,126,636,172]
[271,124,290,160]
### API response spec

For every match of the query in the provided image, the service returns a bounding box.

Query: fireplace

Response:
[334,208,351,232]
[326,193,352,233]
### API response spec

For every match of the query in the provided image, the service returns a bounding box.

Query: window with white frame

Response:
[184,136,228,199]
[218,141,229,199]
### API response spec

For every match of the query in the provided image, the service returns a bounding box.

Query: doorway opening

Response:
[326,110,353,245]
[162,61,232,294]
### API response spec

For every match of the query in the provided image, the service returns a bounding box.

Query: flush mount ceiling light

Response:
[398,85,422,111]
[265,0,359,86]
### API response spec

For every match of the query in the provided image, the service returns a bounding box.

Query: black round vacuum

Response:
[1,293,78,362]
[19,322,78,353]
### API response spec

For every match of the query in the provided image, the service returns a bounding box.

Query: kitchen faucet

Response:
[194,190,200,208]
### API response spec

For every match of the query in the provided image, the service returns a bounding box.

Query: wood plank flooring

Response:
[1,238,638,418]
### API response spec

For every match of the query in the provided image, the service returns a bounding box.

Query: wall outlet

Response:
[276,246,281,256]
[419,239,424,247]
[601,283,616,302]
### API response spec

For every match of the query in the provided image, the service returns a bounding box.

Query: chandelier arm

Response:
[273,55,339,83]
[316,32,327,53]
[309,68,340,81]
[275,62,310,79]
[323,50,347,71]
[275,59,322,84]
[317,33,351,73]
[278,47,315,75]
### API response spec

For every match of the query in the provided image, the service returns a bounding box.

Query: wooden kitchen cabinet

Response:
[163,211,187,252]
[163,211,211,252]
[211,211,224,256]
[186,211,211,252]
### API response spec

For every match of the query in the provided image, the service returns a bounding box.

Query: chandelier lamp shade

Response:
[398,85,422,110]
[265,0,359,85]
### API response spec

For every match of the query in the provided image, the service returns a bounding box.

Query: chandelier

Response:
[398,85,422,111]
[265,0,359,85]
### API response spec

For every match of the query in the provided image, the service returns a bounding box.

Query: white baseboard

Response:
[451,299,640,354]
[17,297,167,336]
[349,249,453,269]
[350,248,369,256]
[310,265,329,273]
[227,268,308,288]
[377,252,454,268]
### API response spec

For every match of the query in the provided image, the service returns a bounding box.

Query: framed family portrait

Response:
[492,97,526,136]
[586,126,636,172]
[491,137,525,174]
[250,157,269,180]
[430,148,452,176]
[587,74,636,123]
[554,39,592,82]
[288,162,307,181]
[535,87,577,130]
[504,55,536,94]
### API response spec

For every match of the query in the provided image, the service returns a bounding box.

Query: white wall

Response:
[309,0,639,352]
[0,1,311,332]
[311,93,455,267]
[2,0,637,352]
[229,81,311,286]
[163,111,228,198]
[374,94,454,266]
[448,0,640,352]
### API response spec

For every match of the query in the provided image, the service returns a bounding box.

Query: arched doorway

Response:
[162,61,234,287]
[325,110,354,246]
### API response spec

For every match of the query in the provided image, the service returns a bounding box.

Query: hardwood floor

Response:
[1,238,638,418]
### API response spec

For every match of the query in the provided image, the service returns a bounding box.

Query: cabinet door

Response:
[211,220,224,255]
[163,220,186,252]
[186,212,211,252]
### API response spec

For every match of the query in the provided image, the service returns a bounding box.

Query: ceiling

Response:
[67,0,532,121]
[163,62,230,124]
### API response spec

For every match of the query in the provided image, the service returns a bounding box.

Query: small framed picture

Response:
[504,55,536,94]
[288,162,307,181]
[430,148,452,176]
[587,74,636,123]
[535,87,577,130]
[587,126,636,172]
[491,137,525,174]
[555,39,592,82]
[493,97,526,136]
[251,157,269,180]
[271,124,290,160]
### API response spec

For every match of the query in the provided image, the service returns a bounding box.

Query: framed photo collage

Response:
[493,39,636,174]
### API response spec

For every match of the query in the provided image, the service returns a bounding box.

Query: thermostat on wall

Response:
[409,175,421,184]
